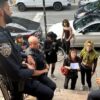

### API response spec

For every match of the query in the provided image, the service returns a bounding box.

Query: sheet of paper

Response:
[70,63,79,69]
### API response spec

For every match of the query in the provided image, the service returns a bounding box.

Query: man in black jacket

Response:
[0,0,54,100]
[26,36,56,91]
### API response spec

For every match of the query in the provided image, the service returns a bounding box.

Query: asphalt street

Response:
[12,5,78,32]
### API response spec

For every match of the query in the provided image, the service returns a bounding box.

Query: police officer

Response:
[0,0,54,100]
[87,78,100,100]
[25,36,56,92]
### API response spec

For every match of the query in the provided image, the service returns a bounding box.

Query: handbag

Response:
[61,66,70,76]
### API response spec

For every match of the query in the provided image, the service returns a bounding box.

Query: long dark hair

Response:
[47,32,57,41]
[68,48,77,61]
[62,19,70,27]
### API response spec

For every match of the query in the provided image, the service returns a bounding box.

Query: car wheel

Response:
[17,3,26,12]
[53,2,63,11]
[67,4,71,9]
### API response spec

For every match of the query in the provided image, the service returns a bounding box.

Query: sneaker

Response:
[88,87,93,91]
[80,85,85,91]
[51,74,57,80]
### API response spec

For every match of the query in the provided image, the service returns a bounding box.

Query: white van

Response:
[15,0,71,11]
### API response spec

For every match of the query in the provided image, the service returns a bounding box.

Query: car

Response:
[49,14,100,48]
[75,1,100,19]
[73,13,100,30]
[6,16,43,40]
[78,0,98,7]
[15,0,71,11]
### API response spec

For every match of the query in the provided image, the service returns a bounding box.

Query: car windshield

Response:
[84,1,99,11]
[6,23,28,33]
[73,14,100,30]
[6,23,27,31]
[6,26,29,33]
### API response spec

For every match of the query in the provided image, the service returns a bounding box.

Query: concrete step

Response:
[54,89,88,100]
[25,88,88,100]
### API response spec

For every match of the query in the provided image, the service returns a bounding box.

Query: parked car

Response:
[6,17,43,40]
[78,0,98,7]
[15,0,71,11]
[49,14,100,48]
[75,1,100,19]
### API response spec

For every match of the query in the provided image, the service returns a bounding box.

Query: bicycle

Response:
[57,46,66,62]
[0,76,26,100]
[0,75,10,100]
[0,75,31,100]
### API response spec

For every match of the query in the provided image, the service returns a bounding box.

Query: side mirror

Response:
[80,30,85,34]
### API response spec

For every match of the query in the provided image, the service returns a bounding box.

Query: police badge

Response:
[0,43,12,57]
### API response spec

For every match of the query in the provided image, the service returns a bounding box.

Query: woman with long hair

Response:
[62,19,73,54]
[63,48,80,90]
[80,40,99,91]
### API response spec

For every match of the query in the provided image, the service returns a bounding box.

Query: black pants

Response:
[37,74,56,91]
[62,39,70,54]
[80,65,92,88]
[10,75,56,100]
[10,82,23,100]
[87,90,100,100]
[64,76,77,90]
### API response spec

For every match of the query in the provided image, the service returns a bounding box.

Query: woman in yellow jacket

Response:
[80,40,99,91]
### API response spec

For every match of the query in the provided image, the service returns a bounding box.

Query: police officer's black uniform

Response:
[0,27,34,79]
[25,47,56,91]
[0,27,54,100]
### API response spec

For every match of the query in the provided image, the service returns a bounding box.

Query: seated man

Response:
[25,36,56,91]
[87,78,100,100]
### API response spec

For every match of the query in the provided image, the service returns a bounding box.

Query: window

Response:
[85,3,94,11]
[85,1,98,11]
[74,15,93,30]
[74,15,100,30]
[82,23,100,33]
[6,26,28,33]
